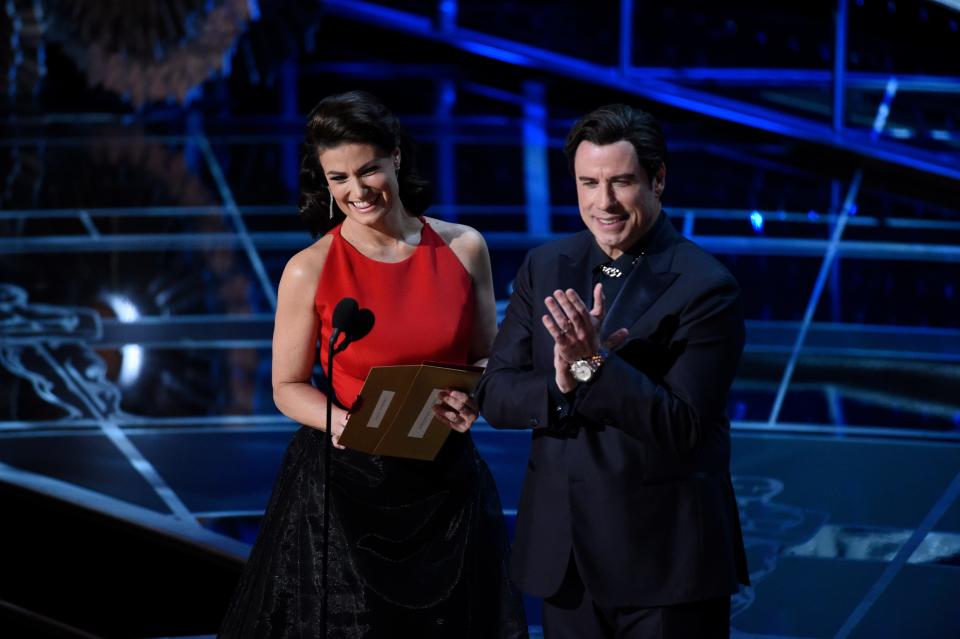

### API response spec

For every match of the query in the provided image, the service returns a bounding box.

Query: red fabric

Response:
[315,218,476,409]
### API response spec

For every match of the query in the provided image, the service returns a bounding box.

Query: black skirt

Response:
[219,426,528,639]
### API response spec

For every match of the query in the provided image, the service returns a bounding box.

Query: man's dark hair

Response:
[563,104,667,184]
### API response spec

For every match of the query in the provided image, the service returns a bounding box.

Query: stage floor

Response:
[2,420,958,638]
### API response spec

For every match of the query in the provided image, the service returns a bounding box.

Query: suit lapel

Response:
[599,261,678,340]
[599,213,682,340]
[558,232,596,306]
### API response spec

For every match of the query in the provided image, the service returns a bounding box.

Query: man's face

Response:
[573,139,664,259]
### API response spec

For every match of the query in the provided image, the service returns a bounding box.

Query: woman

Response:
[219,91,527,638]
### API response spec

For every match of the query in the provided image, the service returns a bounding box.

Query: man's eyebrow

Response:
[577,173,635,181]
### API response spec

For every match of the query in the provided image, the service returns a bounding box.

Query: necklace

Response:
[600,265,624,278]
[600,254,643,279]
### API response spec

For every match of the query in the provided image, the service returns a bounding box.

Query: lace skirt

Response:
[219,426,528,639]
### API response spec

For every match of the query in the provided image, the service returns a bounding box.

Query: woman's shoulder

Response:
[281,233,336,288]
[424,217,488,260]
[424,217,489,278]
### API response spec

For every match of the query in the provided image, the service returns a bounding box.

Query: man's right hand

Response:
[554,342,577,394]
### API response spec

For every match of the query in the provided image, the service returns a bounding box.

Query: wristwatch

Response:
[569,348,609,383]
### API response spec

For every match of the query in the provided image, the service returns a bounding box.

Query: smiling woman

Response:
[322,144,399,216]
[219,91,527,639]
[318,143,424,263]
[297,91,431,238]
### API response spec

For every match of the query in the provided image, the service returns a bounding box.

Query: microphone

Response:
[329,297,375,353]
[348,308,375,342]
[330,297,359,344]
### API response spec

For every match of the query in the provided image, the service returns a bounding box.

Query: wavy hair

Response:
[298,90,431,237]
[563,103,667,184]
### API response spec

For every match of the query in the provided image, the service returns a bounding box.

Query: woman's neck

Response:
[341,208,423,257]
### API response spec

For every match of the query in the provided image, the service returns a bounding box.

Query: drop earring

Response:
[328,190,334,220]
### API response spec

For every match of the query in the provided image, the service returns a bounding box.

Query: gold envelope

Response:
[338,362,483,461]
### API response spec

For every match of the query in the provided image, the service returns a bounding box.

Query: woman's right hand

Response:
[330,406,349,449]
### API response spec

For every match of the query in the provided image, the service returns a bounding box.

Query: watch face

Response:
[571,360,593,382]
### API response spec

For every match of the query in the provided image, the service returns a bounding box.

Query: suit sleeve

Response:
[575,276,745,458]
[475,254,552,430]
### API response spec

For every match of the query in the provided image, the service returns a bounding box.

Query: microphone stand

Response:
[321,330,350,639]
[317,298,371,639]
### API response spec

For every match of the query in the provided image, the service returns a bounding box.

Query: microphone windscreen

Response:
[331,297,359,331]
[350,309,375,341]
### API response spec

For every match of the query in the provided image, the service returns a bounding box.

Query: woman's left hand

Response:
[433,389,479,433]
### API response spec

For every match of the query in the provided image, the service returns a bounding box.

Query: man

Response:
[475,104,749,638]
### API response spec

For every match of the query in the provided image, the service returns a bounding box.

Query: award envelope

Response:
[338,362,482,461]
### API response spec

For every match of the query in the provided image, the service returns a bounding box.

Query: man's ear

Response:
[653,165,666,197]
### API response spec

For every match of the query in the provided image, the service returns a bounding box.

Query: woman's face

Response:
[318,143,402,227]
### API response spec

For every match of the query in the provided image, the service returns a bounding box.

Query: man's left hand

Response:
[542,284,629,390]
[542,284,604,361]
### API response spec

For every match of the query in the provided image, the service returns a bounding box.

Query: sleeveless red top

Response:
[315,218,476,409]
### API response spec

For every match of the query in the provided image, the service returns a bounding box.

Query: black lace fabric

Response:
[219,426,528,638]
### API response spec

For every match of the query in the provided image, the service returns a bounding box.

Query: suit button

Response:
[528,417,539,427]
[555,405,563,414]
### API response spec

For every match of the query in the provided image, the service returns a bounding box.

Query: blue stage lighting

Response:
[750,211,764,232]
[733,401,747,420]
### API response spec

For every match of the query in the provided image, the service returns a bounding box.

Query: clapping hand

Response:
[541,284,629,393]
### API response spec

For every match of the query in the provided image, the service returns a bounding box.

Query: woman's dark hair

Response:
[563,104,667,184]
[298,90,431,237]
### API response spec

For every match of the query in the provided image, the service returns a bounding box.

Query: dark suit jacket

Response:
[476,213,750,607]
